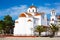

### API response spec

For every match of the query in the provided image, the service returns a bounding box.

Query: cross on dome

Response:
[30,3,36,8]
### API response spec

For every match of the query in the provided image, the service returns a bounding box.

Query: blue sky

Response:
[0,0,60,20]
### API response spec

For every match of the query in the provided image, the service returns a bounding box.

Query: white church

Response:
[14,5,56,36]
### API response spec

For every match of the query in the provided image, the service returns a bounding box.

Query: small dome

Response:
[19,13,26,17]
[30,6,36,8]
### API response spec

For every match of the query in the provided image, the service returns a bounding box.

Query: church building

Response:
[14,6,48,36]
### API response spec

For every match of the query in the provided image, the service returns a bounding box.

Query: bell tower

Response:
[50,10,56,24]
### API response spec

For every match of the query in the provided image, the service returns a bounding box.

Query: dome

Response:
[30,6,36,8]
[19,13,26,17]
[27,6,37,13]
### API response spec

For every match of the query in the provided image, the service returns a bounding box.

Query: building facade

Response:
[14,6,48,36]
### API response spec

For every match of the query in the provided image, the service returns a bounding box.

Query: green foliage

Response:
[50,24,59,37]
[3,15,14,34]
[34,25,46,36]
[50,24,59,32]
[0,20,5,30]
[0,15,14,34]
[35,25,44,32]
[4,15,14,26]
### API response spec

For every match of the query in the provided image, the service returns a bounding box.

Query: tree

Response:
[0,20,5,34]
[50,24,59,37]
[34,25,46,36]
[3,15,14,34]
[0,20,3,30]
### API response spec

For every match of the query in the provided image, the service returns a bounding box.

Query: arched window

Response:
[15,21,18,23]
[29,10,30,12]
[27,19,32,22]
[32,10,34,12]
[52,19,54,21]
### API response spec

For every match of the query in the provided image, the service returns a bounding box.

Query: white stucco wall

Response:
[50,16,56,20]
[34,16,41,25]
[14,17,34,36]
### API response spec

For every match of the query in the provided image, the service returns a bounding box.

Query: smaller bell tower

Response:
[50,10,56,24]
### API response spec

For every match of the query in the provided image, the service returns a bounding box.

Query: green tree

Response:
[0,20,5,34]
[50,24,59,37]
[34,25,46,36]
[3,15,14,34]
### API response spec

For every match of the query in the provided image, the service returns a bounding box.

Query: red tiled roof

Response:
[35,13,41,16]
[30,6,36,8]
[19,13,26,17]
[57,15,60,19]
[26,13,32,16]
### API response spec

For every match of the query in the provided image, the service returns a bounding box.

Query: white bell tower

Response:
[50,10,56,24]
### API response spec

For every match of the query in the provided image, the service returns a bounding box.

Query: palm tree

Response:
[34,25,46,36]
[50,24,59,37]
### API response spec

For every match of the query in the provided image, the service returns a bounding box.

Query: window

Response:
[15,21,18,23]
[52,11,55,15]
[29,10,30,12]
[27,19,32,22]
[33,10,34,12]
[52,19,54,21]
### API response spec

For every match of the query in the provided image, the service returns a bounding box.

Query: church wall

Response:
[38,16,42,25]
[50,16,56,20]
[14,17,34,36]
[34,16,41,25]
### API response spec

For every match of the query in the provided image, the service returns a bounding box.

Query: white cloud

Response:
[56,7,60,15]
[54,3,60,14]
[37,6,60,15]
[9,5,28,16]
[54,3,60,6]
[37,3,60,15]
[37,6,52,14]
[44,3,51,6]
[0,4,60,20]
[0,5,28,19]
